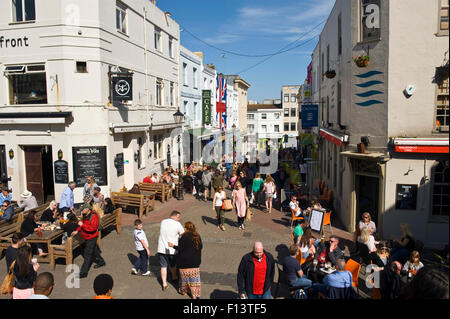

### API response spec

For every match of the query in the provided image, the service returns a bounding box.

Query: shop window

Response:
[435,67,449,131]
[431,161,449,217]
[6,64,47,105]
[12,0,35,23]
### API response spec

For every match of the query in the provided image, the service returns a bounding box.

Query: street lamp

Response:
[232,124,236,163]
[173,108,185,200]
[173,108,184,125]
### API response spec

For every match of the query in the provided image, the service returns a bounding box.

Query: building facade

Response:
[247,104,283,153]
[281,85,301,148]
[311,0,449,248]
[0,0,182,203]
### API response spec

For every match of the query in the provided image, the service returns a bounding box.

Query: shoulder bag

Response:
[0,260,16,295]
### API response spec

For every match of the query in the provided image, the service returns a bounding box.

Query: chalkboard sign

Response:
[72,146,107,187]
[114,153,124,177]
[310,209,325,233]
[396,184,417,210]
[54,160,69,184]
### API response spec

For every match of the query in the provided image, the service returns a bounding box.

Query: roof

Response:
[247,104,282,111]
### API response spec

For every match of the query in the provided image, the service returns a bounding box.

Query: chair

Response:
[296,249,313,267]
[323,210,332,234]
[290,209,304,229]
[275,262,300,299]
[328,286,356,299]
[345,258,362,294]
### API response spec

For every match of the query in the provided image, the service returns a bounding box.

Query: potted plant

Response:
[353,55,370,67]
[324,70,336,79]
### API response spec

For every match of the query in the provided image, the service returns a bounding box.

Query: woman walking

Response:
[263,175,276,214]
[251,173,264,209]
[232,182,249,230]
[212,186,227,231]
[168,222,203,299]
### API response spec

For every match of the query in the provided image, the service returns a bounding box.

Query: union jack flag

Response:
[216,75,227,131]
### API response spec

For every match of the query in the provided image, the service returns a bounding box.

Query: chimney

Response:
[194,52,203,60]
[206,64,215,69]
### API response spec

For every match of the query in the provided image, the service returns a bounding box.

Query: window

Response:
[284,123,289,131]
[261,125,267,132]
[169,81,174,106]
[261,113,267,119]
[183,63,188,85]
[360,0,381,42]
[193,68,197,88]
[116,1,127,34]
[431,161,449,217]
[326,45,330,71]
[76,61,87,73]
[169,37,174,58]
[338,81,342,125]
[290,122,296,131]
[326,96,330,125]
[248,124,255,133]
[321,52,324,81]
[7,64,47,104]
[12,0,35,22]
[284,109,290,117]
[247,113,255,120]
[274,112,280,119]
[436,67,449,130]
[291,108,296,117]
[338,14,342,55]
[284,94,289,102]
[156,78,163,106]
[154,27,161,51]
[439,0,449,32]
[138,136,146,169]
[154,135,163,159]
[291,94,297,103]
[333,145,338,188]
[193,102,198,122]
[274,125,280,132]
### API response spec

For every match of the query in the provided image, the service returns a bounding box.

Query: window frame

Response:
[7,63,47,105]
[438,0,449,34]
[284,122,289,131]
[430,161,449,221]
[154,27,162,52]
[169,36,174,58]
[156,78,163,106]
[169,81,174,107]
[261,113,267,120]
[193,67,198,89]
[183,63,188,86]
[291,108,296,117]
[290,122,296,131]
[435,67,449,131]
[284,109,290,117]
[290,94,296,103]
[274,124,280,133]
[11,0,36,23]
[284,94,289,102]
[76,61,88,73]
[116,1,127,35]
[247,113,255,120]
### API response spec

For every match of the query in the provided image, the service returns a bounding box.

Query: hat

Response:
[20,190,32,198]
[94,186,101,192]
[78,203,92,213]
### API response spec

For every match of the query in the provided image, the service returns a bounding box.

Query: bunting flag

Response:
[216,75,227,131]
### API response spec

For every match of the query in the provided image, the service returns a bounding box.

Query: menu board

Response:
[310,209,325,233]
[54,160,69,184]
[395,184,418,210]
[72,146,107,187]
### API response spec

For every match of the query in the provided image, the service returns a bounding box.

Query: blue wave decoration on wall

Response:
[355,71,384,78]
[356,100,383,107]
[356,90,384,97]
[356,80,384,88]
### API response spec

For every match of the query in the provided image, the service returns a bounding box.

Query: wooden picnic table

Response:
[26,229,64,263]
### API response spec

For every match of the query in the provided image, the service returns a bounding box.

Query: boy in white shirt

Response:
[132,219,151,276]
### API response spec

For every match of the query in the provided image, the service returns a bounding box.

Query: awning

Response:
[187,128,220,139]
[341,151,389,162]
[319,128,349,147]
[0,112,71,124]
[109,122,149,133]
[392,138,449,154]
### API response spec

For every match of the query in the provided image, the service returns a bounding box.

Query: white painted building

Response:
[247,104,283,152]
[281,85,301,148]
[0,0,182,204]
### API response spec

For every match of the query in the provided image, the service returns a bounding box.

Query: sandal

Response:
[162,285,168,291]
[220,225,225,231]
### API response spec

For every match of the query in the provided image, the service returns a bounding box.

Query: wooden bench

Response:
[48,233,84,270]
[22,202,51,221]
[0,212,24,256]
[110,192,154,219]
[139,183,172,203]
[97,207,122,247]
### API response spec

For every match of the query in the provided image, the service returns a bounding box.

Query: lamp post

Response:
[173,108,184,200]
[232,123,236,164]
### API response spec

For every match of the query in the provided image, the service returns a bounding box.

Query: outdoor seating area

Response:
[110,192,155,219]
[138,183,172,203]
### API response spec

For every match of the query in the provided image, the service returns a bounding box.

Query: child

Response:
[93,274,115,299]
[132,219,151,276]
[402,250,424,277]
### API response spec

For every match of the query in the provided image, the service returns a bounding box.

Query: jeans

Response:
[290,277,313,290]
[80,237,105,275]
[248,289,271,299]
[312,283,328,296]
[134,250,148,273]
[215,206,224,226]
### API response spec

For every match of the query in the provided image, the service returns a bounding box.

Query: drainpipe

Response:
[143,7,151,159]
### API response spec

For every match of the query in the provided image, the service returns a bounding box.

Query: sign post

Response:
[202,90,211,125]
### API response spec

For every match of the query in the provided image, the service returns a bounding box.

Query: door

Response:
[24,146,45,204]
[356,174,379,228]
[0,146,7,188]
[123,135,135,189]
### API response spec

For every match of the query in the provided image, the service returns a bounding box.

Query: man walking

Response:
[157,210,184,291]
[73,203,105,279]
[237,242,275,299]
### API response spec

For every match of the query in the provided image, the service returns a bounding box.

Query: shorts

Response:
[159,253,176,268]
[265,193,273,199]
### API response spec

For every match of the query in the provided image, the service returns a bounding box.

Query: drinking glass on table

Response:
[313,259,318,271]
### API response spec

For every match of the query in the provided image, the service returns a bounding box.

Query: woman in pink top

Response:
[232,182,249,230]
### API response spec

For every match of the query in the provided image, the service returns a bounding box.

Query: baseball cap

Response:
[77,203,92,213]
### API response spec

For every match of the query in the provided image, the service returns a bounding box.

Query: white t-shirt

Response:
[264,182,274,194]
[214,191,226,207]
[289,201,302,216]
[134,228,149,251]
[157,218,184,255]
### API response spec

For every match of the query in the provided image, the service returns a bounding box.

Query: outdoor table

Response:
[320,267,336,275]
[26,228,64,263]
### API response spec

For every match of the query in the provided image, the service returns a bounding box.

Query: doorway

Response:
[23,145,55,204]
[0,146,7,188]
[355,174,379,228]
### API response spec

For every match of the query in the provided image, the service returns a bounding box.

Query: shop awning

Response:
[341,151,389,162]
[109,122,149,133]
[319,128,349,147]
[392,138,449,154]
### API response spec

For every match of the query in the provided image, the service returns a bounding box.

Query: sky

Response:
[157,0,336,103]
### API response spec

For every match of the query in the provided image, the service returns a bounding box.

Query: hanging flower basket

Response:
[353,56,370,67]
[324,70,336,79]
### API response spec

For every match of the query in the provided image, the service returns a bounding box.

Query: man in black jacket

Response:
[316,235,344,266]
[237,242,275,299]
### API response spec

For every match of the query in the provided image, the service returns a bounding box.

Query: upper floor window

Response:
[154,27,161,51]
[248,124,255,133]
[290,122,296,131]
[284,109,290,117]
[435,67,449,131]
[12,0,35,23]
[6,64,47,104]
[291,94,296,103]
[116,1,127,34]
[193,67,198,88]
[291,108,296,117]
[360,0,380,42]
[183,63,188,85]
[261,125,267,132]
[169,37,174,58]
[261,113,267,119]
[274,125,280,132]
[284,123,289,131]
[169,81,174,107]
[274,112,280,119]
[156,78,163,106]
[247,113,255,120]
[439,0,449,32]
[284,94,289,102]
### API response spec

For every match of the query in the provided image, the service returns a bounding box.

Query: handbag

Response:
[0,260,16,296]
[245,207,252,222]
[221,199,233,211]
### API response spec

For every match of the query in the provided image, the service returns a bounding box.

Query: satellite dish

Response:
[405,85,416,96]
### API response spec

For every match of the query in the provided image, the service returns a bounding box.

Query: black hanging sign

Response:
[54,160,69,184]
[111,76,133,101]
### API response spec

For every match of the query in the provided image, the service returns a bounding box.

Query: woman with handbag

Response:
[263,175,276,214]
[12,245,39,299]
[232,182,249,230]
[212,186,227,231]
